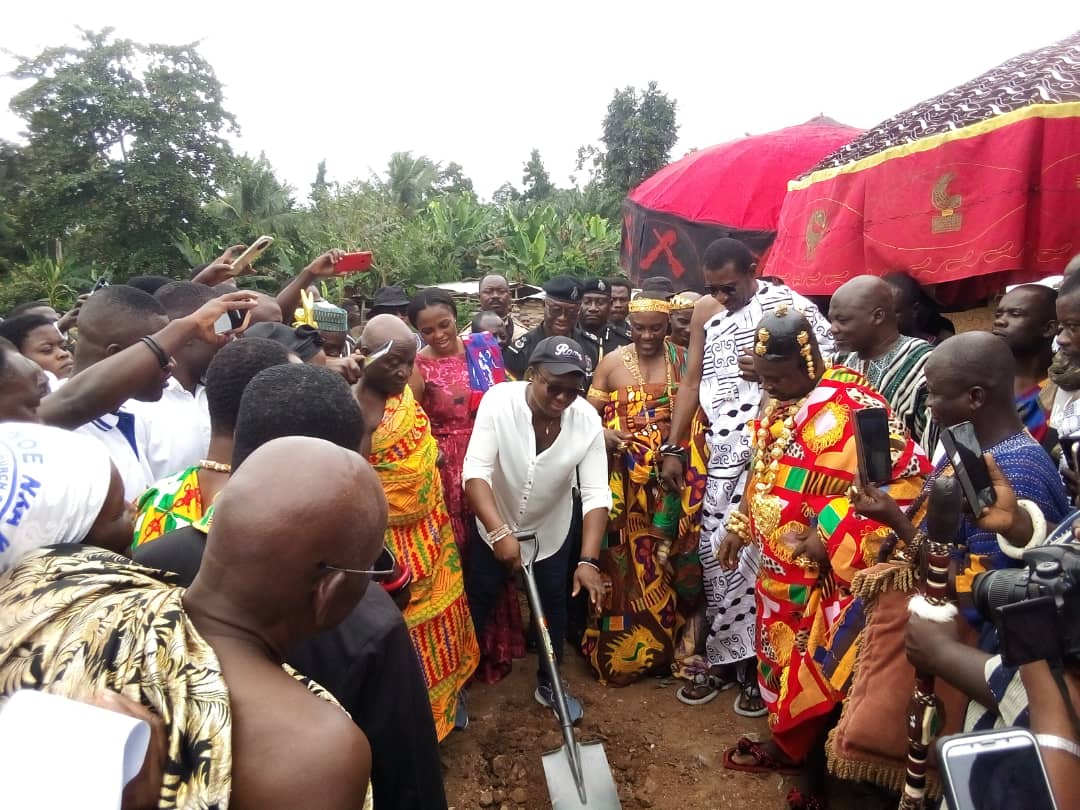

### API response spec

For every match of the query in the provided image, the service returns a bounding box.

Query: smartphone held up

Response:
[936,728,1057,810]
[941,421,996,514]
[213,309,248,336]
[854,407,893,487]
[332,251,373,275]
[228,236,274,277]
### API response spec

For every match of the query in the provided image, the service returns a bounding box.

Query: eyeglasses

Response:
[535,370,584,399]
[319,545,399,580]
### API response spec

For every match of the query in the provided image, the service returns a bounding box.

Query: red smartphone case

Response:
[334,252,373,274]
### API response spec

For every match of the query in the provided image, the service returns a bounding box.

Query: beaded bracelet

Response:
[659,444,688,460]
[140,335,170,370]
[487,524,512,545]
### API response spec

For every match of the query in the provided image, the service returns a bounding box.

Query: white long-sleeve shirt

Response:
[462,381,611,561]
[125,378,211,480]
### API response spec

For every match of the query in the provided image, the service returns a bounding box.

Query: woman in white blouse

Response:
[462,336,610,723]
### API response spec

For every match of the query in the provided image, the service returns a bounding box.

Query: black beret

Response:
[581,278,610,296]
[542,276,583,303]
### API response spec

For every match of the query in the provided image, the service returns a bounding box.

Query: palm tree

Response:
[381,152,440,215]
[208,152,297,234]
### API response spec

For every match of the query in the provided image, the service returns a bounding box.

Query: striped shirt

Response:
[836,335,934,453]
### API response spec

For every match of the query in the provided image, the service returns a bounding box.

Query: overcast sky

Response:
[2,2,1076,200]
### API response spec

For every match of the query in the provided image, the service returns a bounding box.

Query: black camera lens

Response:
[972,567,1034,618]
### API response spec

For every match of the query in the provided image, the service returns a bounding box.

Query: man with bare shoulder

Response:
[0,436,387,809]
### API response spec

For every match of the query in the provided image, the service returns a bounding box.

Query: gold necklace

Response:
[751,397,807,496]
[622,344,676,437]
[623,345,673,397]
[198,459,232,474]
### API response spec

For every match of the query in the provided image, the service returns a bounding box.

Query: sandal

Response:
[733,679,768,718]
[786,787,826,809]
[722,736,800,775]
[676,670,736,705]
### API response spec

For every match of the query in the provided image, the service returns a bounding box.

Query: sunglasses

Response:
[706,283,739,298]
[536,370,585,399]
[319,545,399,580]
[545,302,581,319]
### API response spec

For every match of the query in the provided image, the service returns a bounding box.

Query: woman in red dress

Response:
[408,289,525,683]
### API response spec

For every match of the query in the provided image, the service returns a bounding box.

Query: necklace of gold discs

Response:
[751,397,807,496]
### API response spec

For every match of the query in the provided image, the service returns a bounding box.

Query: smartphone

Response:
[936,728,1057,810]
[941,421,996,513]
[212,310,246,335]
[362,340,393,366]
[229,235,274,276]
[854,407,892,486]
[1059,436,1080,474]
[91,277,110,294]
[333,251,373,274]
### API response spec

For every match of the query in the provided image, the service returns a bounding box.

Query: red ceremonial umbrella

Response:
[620,116,861,290]
[767,31,1080,306]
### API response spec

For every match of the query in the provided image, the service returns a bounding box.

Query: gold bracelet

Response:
[724,515,751,542]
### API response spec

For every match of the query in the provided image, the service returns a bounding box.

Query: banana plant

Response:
[6,253,94,310]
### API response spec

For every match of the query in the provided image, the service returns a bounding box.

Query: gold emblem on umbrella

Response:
[805,209,828,258]
[931,172,962,234]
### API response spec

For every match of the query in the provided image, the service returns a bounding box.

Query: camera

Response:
[971,543,1080,667]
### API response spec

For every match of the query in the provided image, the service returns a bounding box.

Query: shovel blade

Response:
[541,740,621,809]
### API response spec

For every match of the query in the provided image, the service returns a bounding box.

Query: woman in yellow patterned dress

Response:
[582,295,701,684]
[356,314,479,740]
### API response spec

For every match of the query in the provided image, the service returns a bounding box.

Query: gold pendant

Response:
[752,491,782,539]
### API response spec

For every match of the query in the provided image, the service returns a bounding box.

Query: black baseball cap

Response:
[528,336,587,376]
[372,285,410,309]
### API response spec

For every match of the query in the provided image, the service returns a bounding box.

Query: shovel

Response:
[517,534,621,809]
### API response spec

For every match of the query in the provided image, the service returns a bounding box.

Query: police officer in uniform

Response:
[577,277,630,363]
[505,276,598,380]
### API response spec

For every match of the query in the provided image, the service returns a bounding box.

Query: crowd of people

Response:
[0,237,1078,809]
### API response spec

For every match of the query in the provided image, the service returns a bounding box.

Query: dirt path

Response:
[440,651,799,810]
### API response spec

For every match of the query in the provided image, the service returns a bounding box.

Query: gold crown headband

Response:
[629,298,672,314]
[669,293,696,311]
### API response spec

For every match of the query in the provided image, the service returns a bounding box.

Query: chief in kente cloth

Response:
[718,306,929,774]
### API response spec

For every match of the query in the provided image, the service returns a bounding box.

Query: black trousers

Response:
[466,522,571,685]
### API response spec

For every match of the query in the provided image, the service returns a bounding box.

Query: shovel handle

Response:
[516,535,585,792]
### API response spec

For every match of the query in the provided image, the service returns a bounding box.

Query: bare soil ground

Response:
[443,641,919,810]
[440,648,904,809]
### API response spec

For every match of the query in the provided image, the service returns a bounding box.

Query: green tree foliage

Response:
[581,81,679,195]
[0,140,29,273]
[310,159,329,205]
[522,148,554,201]
[492,182,521,207]
[436,162,473,197]
[381,152,441,214]
[0,32,627,310]
[5,28,237,277]
[206,152,304,272]
[208,153,296,233]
